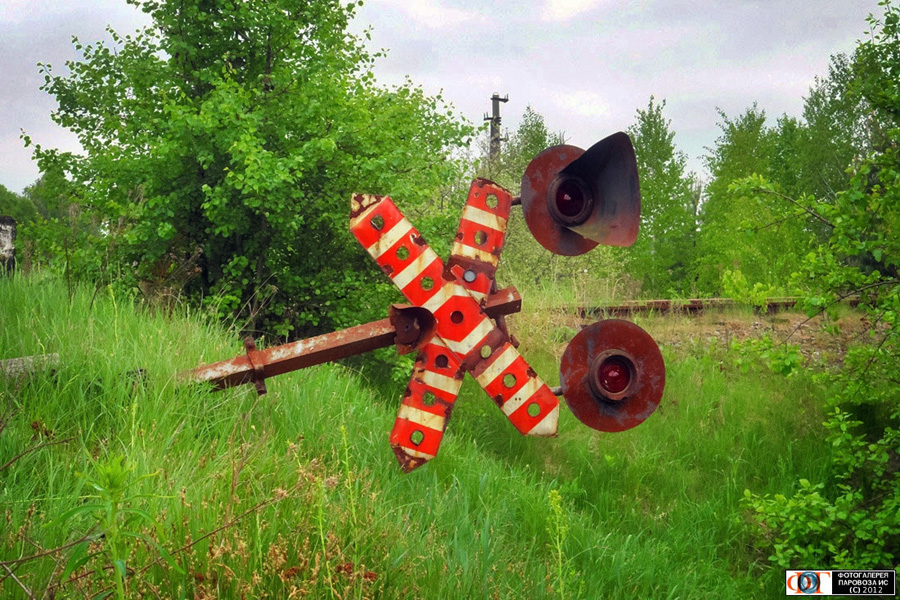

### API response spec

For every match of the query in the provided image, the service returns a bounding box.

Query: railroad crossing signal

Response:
[350,180,559,471]
[182,133,666,473]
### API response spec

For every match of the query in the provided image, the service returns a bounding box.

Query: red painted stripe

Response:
[431,294,488,345]
[351,199,404,249]
[390,418,443,457]
[406,378,457,413]
[508,385,558,434]
[376,231,427,278]
[480,354,531,399]
[398,259,445,307]
[457,218,505,252]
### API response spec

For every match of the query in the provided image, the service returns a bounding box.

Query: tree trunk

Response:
[0,216,16,275]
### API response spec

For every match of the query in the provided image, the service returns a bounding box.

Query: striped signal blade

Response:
[389,337,463,472]
[445,178,511,303]
[443,179,558,435]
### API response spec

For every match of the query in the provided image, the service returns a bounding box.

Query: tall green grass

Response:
[2,272,832,598]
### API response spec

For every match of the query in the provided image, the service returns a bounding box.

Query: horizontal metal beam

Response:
[180,286,523,392]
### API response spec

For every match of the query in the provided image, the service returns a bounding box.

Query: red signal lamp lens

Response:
[555,180,586,218]
[547,176,592,226]
[586,350,636,402]
[597,356,631,395]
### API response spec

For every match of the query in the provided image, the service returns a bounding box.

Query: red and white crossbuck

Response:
[350,179,559,472]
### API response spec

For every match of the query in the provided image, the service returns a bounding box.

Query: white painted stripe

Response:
[466,289,488,302]
[349,194,381,229]
[398,404,446,431]
[474,344,519,387]
[527,405,559,437]
[398,446,435,461]
[451,242,499,266]
[419,369,461,395]
[462,205,507,232]
[443,314,494,356]
[392,248,441,290]
[421,283,455,314]
[370,219,412,259]
[429,337,450,350]
[501,377,543,417]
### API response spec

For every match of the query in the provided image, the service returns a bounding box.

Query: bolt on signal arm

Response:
[180,132,665,473]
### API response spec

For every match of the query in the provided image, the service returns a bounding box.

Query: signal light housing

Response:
[560,319,665,433]
[521,132,641,256]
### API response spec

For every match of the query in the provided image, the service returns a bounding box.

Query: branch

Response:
[0,438,74,473]
[847,331,893,404]
[783,279,899,343]
[750,213,803,233]
[139,495,282,576]
[0,563,34,599]
[62,491,293,596]
[0,530,96,567]
[751,187,835,229]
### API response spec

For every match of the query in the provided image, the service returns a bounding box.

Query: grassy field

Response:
[1,272,837,598]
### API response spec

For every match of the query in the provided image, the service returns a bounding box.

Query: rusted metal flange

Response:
[388,304,437,355]
[560,319,665,432]
[243,336,268,396]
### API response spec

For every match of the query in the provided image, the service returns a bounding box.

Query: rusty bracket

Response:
[242,336,268,396]
[180,286,522,393]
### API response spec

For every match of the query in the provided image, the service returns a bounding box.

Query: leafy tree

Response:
[26,0,473,336]
[0,183,38,223]
[742,0,900,569]
[478,105,562,191]
[692,105,809,294]
[618,97,697,297]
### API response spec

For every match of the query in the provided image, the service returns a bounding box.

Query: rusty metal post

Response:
[181,287,523,393]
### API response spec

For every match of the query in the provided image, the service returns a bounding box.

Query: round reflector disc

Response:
[560,319,665,432]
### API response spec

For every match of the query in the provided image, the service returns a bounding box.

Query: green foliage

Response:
[619,97,699,297]
[721,268,778,310]
[0,184,36,223]
[478,105,562,192]
[53,454,180,599]
[693,107,810,295]
[774,52,889,204]
[742,0,900,570]
[26,0,473,338]
[546,488,583,599]
[729,333,803,377]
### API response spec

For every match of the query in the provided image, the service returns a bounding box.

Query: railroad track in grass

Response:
[578,297,862,318]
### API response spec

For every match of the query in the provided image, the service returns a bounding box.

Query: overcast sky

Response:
[0,0,883,194]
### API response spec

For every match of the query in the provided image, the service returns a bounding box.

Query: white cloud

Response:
[541,0,605,22]
[545,89,611,119]
[0,0,40,23]
[376,0,476,29]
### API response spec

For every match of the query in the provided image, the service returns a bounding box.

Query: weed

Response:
[546,488,584,599]
[51,453,181,599]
